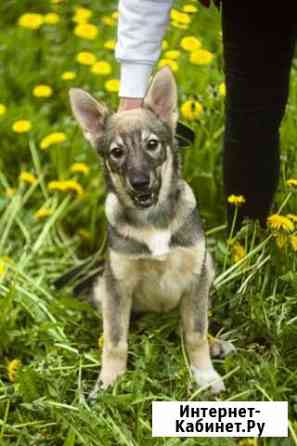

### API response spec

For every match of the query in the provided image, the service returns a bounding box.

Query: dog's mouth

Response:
[132,191,155,208]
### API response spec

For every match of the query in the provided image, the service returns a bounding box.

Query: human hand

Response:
[118,97,144,112]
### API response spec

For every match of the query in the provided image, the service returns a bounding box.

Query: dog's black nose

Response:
[130,174,150,192]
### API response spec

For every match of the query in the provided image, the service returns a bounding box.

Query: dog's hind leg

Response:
[181,256,225,394]
[89,266,132,400]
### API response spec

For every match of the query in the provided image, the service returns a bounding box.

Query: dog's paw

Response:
[210,338,236,359]
[192,366,225,394]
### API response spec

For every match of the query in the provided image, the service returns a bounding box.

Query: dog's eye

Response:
[110,147,124,159]
[147,139,159,151]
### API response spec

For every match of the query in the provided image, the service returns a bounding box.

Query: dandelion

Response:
[73,7,93,24]
[91,61,112,76]
[158,59,178,72]
[43,13,60,25]
[76,51,96,65]
[231,241,246,263]
[181,100,203,121]
[74,23,98,40]
[12,120,32,133]
[164,50,181,60]
[112,11,119,20]
[180,36,201,51]
[287,178,297,188]
[33,84,53,98]
[48,179,84,196]
[7,359,22,382]
[170,9,191,26]
[40,132,67,150]
[275,234,288,249]
[18,13,44,30]
[101,16,115,27]
[0,257,12,278]
[171,21,189,30]
[287,214,297,224]
[0,104,7,116]
[104,39,116,50]
[227,195,246,206]
[218,82,226,97]
[61,71,76,81]
[182,4,198,13]
[19,171,37,185]
[34,207,53,219]
[290,235,297,251]
[51,0,63,3]
[105,79,120,93]
[267,214,294,232]
[190,49,214,65]
[70,162,90,175]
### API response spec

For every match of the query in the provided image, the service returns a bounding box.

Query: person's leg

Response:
[222,1,296,228]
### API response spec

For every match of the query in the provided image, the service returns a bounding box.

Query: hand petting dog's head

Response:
[69,67,179,209]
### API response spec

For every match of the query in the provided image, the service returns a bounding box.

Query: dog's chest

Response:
[109,233,205,312]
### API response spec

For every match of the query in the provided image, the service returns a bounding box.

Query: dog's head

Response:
[69,67,179,209]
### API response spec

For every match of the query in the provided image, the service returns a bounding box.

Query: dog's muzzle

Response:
[128,174,157,208]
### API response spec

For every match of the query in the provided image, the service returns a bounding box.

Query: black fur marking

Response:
[108,225,150,256]
[171,208,203,247]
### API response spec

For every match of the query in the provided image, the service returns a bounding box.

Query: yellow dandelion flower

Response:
[112,11,119,20]
[70,162,90,175]
[40,132,67,150]
[182,4,198,13]
[171,20,189,30]
[162,40,169,50]
[170,9,191,25]
[73,7,93,24]
[180,36,201,51]
[0,104,7,116]
[218,82,226,97]
[19,171,37,185]
[287,214,297,224]
[164,50,181,60]
[267,214,294,232]
[190,49,214,65]
[105,79,120,93]
[61,71,76,80]
[34,207,53,219]
[158,59,178,72]
[287,178,297,188]
[290,235,297,251]
[48,179,84,196]
[275,234,288,249]
[98,335,104,349]
[43,13,60,25]
[6,187,16,198]
[104,39,116,50]
[227,195,246,206]
[76,51,96,65]
[101,16,115,26]
[180,100,203,121]
[231,241,246,263]
[7,359,22,383]
[239,440,257,446]
[12,120,32,133]
[91,61,112,76]
[18,13,44,30]
[33,84,53,98]
[74,23,98,40]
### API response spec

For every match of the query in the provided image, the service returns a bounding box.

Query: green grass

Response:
[1,1,297,445]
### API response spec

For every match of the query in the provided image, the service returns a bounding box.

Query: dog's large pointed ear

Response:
[144,66,178,129]
[69,88,108,148]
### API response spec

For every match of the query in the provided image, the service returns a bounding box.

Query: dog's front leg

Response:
[89,266,132,398]
[181,263,225,394]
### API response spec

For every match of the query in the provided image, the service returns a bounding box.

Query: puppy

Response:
[69,67,226,398]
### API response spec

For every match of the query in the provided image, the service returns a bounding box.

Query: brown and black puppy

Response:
[70,67,229,398]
